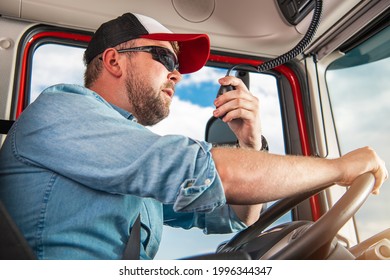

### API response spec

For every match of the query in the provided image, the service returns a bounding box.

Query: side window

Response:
[30,42,288,259]
[150,66,285,155]
[150,67,287,259]
[326,27,390,242]
[30,44,85,103]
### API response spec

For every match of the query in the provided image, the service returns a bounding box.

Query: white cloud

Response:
[150,70,286,154]
[179,66,223,87]
[31,45,85,101]
[149,96,214,140]
[148,67,222,140]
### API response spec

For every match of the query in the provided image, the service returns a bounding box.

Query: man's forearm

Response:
[230,204,263,226]
[211,147,342,205]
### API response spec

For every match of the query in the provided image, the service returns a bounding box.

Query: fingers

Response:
[213,75,262,150]
[213,76,259,122]
[214,96,259,121]
[219,75,245,88]
[371,156,388,195]
[340,147,388,195]
[362,147,388,195]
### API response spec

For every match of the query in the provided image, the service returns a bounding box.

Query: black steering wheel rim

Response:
[219,173,375,259]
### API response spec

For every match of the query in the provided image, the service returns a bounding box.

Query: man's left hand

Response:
[213,75,262,150]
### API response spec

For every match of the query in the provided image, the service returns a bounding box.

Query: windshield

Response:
[326,26,390,241]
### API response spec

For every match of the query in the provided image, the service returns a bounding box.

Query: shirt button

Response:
[204,179,211,185]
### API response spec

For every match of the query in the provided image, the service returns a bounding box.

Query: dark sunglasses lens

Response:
[154,48,178,72]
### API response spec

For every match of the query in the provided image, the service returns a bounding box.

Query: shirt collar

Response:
[109,103,138,123]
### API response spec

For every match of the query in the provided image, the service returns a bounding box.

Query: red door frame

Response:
[16,31,321,221]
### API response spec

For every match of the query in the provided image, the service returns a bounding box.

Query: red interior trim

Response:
[16,31,91,118]
[16,33,321,220]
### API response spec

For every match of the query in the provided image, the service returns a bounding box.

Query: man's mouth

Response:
[163,88,174,98]
[162,82,175,98]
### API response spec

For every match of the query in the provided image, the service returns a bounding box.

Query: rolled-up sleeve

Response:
[173,140,225,213]
[163,204,247,234]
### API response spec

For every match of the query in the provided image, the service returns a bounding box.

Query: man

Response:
[0,13,387,260]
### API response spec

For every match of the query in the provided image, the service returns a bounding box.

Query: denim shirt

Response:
[0,84,245,260]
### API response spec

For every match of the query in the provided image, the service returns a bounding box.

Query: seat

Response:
[0,118,244,260]
[0,200,36,259]
[0,119,36,259]
[0,119,14,135]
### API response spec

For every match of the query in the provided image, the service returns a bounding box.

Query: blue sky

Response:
[30,43,389,259]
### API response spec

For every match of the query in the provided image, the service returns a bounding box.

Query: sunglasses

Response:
[117,46,179,72]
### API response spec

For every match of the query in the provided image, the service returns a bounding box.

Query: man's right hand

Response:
[335,146,388,194]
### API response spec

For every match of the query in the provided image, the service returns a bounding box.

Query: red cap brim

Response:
[140,33,210,74]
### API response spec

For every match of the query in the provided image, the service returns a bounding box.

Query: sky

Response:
[326,58,390,241]
[30,43,390,259]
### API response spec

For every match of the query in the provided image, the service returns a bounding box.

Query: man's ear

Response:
[101,48,123,78]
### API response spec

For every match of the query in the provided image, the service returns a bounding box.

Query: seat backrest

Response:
[0,119,36,259]
[0,201,36,259]
[0,119,15,135]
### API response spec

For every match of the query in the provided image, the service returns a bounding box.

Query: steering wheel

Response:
[218,173,375,259]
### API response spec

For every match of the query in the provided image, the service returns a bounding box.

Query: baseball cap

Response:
[84,13,210,74]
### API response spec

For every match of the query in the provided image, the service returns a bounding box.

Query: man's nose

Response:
[168,70,182,85]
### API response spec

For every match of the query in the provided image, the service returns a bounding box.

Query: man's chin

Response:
[139,111,170,127]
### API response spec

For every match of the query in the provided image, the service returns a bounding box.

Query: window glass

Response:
[30,44,85,102]
[150,66,287,258]
[30,43,288,259]
[326,27,390,242]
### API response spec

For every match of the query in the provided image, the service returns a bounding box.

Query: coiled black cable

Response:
[258,0,323,72]
[227,0,323,74]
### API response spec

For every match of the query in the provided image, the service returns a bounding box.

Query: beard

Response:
[125,69,173,126]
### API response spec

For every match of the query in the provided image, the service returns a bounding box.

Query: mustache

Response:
[163,81,175,92]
